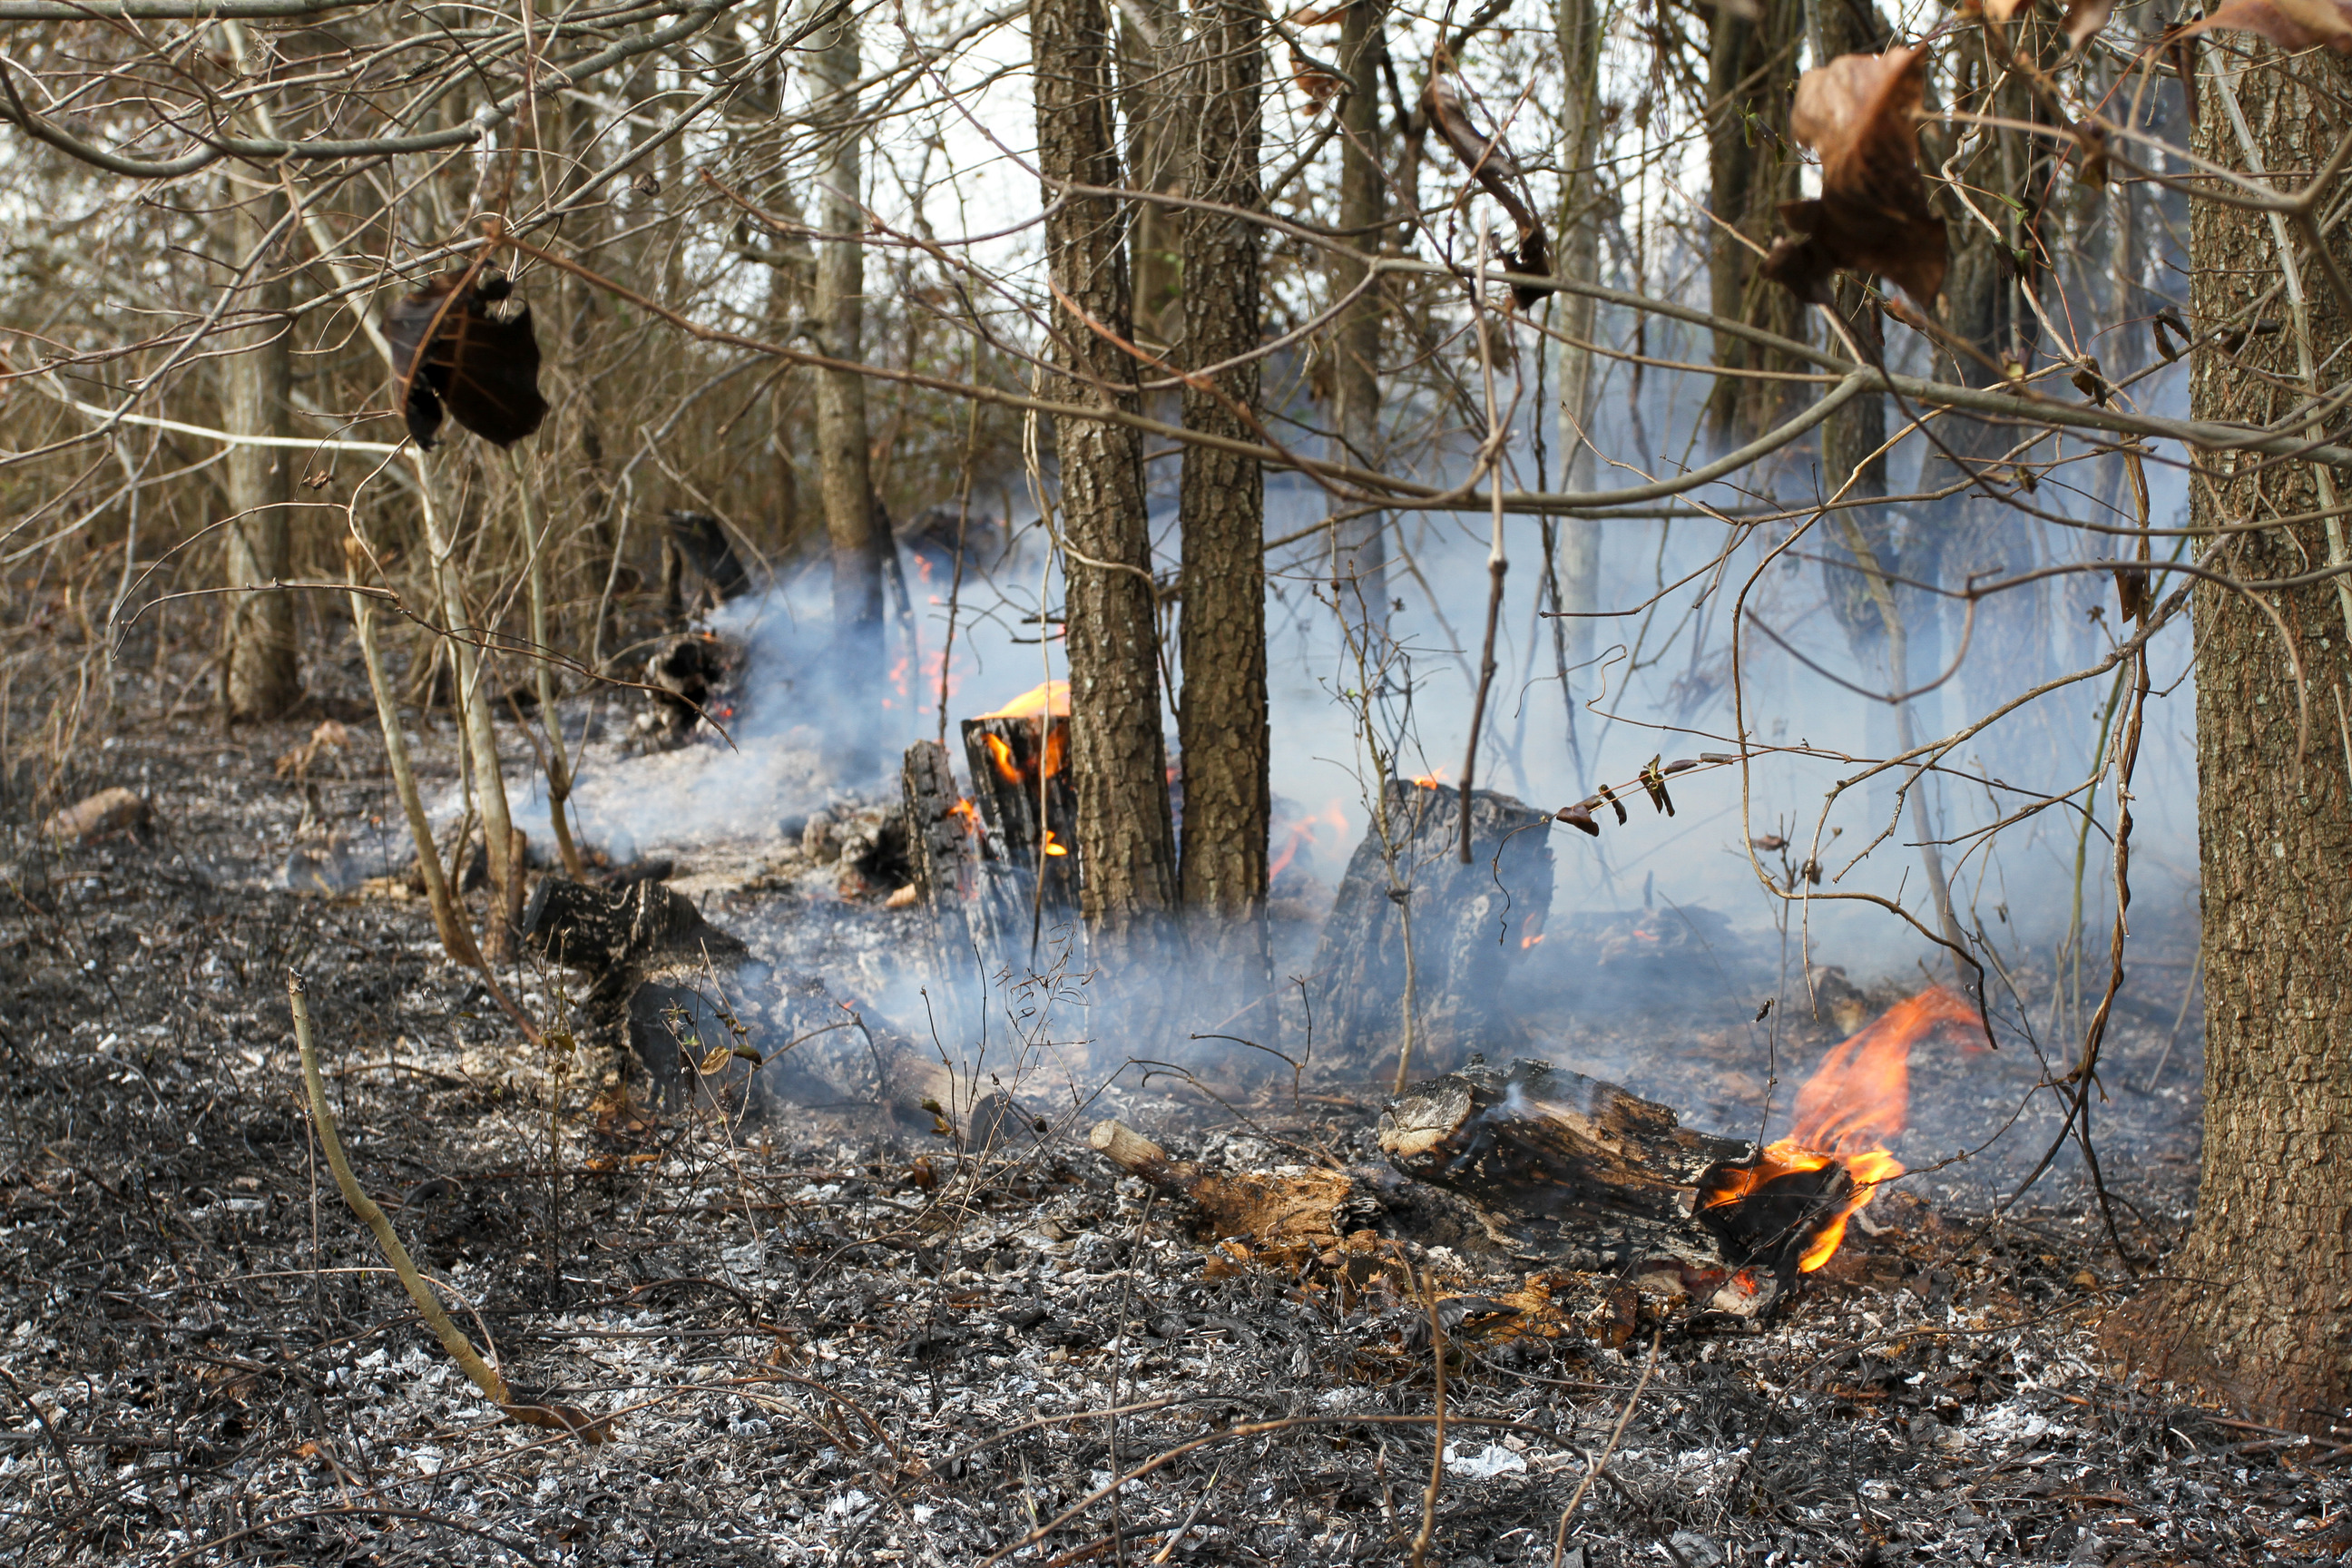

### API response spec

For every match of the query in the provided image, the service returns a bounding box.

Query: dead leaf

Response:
[2063,0,2116,46]
[2189,0,2352,50]
[383,270,549,450]
[43,787,151,844]
[1554,805,1601,836]
[1760,47,1948,311]
[1421,69,1556,307]
[501,1396,613,1445]
[1288,48,1344,114]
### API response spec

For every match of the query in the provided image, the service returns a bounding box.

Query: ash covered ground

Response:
[0,685,2337,1568]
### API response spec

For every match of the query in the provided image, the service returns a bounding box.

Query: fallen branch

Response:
[287,969,608,1443]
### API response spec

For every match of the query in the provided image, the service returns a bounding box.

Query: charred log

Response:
[664,511,750,606]
[632,632,734,750]
[1379,1056,1752,1271]
[1306,780,1554,1076]
[523,874,949,1124]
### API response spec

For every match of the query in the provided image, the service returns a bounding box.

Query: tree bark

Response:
[1177,0,1271,988]
[1550,0,1603,689]
[810,5,887,753]
[1032,0,1182,947]
[1121,0,1184,347]
[1703,0,1807,440]
[1328,0,1388,640]
[220,189,302,720]
[2115,44,2352,1434]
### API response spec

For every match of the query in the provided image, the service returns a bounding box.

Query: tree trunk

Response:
[1032,0,1182,949]
[1121,0,1184,347]
[1178,0,1271,996]
[1703,0,1806,440]
[1328,0,1388,641]
[1549,0,1604,750]
[810,5,886,757]
[220,191,302,720]
[2116,44,2352,1435]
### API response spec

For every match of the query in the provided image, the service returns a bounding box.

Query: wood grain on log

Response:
[1380,1057,1754,1277]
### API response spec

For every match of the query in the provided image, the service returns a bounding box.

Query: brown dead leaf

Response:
[2188,0,2352,50]
[1288,47,1344,114]
[2063,0,2116,46]
[1760,46,1948,311]
[1421,69,1556,307]
[43,786,152,844]
[502,1396,613,1445]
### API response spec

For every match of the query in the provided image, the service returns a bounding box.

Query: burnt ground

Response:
[0,681,2339,1568]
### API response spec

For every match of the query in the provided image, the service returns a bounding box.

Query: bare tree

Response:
[809,3,887,731]
[1032,0,1182,944]
[219,186,302,720]
[1178,0,1270,988]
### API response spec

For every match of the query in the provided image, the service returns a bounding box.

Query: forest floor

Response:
[0,681,2336,1568]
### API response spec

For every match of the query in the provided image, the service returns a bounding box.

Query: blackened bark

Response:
[1178,0,1271,975]
[1305,780,1553,1079]
[1032,0,1182,946]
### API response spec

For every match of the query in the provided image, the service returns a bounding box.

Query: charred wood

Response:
[1306,780,1554,1076]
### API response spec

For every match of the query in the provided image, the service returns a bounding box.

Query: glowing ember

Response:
[1700,985,1975,1273]
[975,680,1070,720]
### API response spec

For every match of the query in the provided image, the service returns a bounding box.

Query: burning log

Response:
[1305,779,1554,1078]
[959,680,1079,916]
[897,680,1086,983]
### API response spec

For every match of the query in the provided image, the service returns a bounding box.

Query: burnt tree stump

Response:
[1305,780,1554,1077]
[960,713,1079,916]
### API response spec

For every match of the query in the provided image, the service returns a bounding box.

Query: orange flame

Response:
[1269,799,1351,879]
[976,680,1070,720]
[1410,767,1448,789]
[1043,828,1068,858]
[949,799,981,832]
[1704,985,1975,1272]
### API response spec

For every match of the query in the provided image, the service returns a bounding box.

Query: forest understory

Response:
[0,652,2332,1568]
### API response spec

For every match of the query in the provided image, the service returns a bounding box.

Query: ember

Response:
[1699,985,1976,1275]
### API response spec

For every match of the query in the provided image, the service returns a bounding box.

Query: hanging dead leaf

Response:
[2185,0,2352,50]
[1289,48,1345,114]
[1421,69,1556,306]
[1595,783,1628,824]
[2063,0,2117,45]
[1760,47,1947,311]
[1555,804,1601,836]
[383,270,549,450]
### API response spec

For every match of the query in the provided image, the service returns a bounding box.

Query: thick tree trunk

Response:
[220,191,302,720]
[810,6,886,750]
[2116,46,2352,1434]
[1703,0,1806,440]
[1032,0,1182,949]
[1177,0,1271,993]
[1328,0,1388,640]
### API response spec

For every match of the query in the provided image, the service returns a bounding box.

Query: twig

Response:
[1409,1265,1449,1567]
[288,969,509,1407]
[1551,1323,1661,1568]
